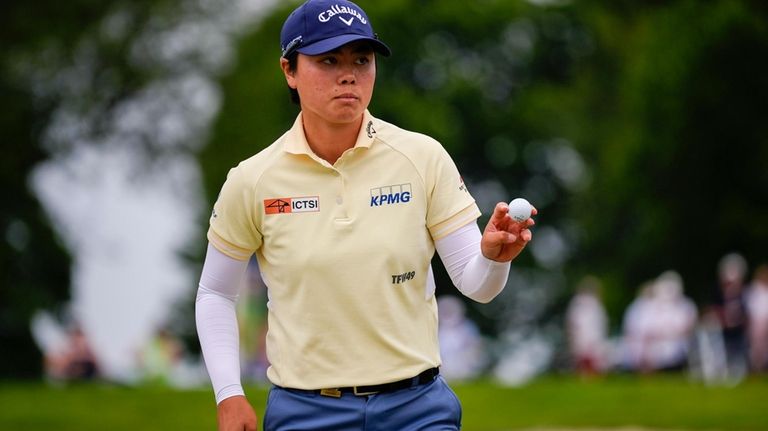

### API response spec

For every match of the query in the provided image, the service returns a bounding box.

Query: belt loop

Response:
[352,386,378,396]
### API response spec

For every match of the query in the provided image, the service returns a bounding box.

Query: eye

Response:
[321,56,337,65]
[355,56,370,65]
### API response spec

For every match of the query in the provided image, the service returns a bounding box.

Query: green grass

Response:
[0,375,766,430]
[455,375,768,430]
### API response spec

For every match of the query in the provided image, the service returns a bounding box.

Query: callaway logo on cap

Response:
[280,0,391,58]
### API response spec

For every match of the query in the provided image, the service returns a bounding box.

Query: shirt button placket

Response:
[333,168,348,221]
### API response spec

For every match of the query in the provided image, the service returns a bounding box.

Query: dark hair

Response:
[286,53,300,105]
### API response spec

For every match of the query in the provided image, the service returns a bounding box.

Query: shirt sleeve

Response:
[196,243,250,404]
[207,166,262,261]
[425,144,481,240]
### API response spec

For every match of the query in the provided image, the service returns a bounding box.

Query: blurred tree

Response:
[0,0,165,378]
[0,74,72,378]
[551,1,768,320]
[0,0,118,379]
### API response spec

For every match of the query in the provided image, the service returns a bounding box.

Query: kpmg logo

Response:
[318,4,367,25]
[370,183,411,207]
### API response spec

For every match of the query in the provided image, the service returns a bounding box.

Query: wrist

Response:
[216,384,246,405]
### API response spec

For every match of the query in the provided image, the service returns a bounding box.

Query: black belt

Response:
[287,367,440,398]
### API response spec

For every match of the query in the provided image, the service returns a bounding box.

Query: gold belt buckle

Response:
[319,388,342,398]
[352,386,378,396]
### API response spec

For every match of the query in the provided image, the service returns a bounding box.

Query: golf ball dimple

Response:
[508,198,532,222]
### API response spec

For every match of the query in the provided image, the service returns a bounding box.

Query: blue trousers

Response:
[263,376,462,430]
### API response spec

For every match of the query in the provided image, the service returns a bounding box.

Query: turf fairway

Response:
[0,375,766,430]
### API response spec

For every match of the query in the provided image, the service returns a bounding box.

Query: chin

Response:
[331,108,365,123]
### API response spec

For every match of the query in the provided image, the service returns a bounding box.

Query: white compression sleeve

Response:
[435,222,511,303]
[195,243,250,404]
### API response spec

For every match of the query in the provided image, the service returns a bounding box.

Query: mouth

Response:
[335,93,359,102]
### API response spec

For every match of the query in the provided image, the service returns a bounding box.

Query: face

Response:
[281,41,376,127]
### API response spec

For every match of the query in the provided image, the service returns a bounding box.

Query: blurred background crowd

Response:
[563,253,768,383]
[28,251,768,389]
[2,0,767,391]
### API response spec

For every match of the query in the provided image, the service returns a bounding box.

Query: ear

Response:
[280,57,297,89]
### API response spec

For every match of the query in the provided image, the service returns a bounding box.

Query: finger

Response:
[489,202,510,225]
[505,217,534,235]
[506,232,518,243]
[487,230,514,244]
[520,229,532,242]
[506,206,536,231]
[516,206,536,228]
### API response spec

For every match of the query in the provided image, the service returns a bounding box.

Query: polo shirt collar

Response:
[283,110,378,156]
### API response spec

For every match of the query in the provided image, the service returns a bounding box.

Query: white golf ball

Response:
[508,198,532,222]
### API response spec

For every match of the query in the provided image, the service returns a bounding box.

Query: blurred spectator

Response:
[645,271,698,371]
[620,281,655,372]
[492,330,554,386]
[746,263,768,372]
[57,325,99,380]
[31,311,100,382]
[691,305,729,384]
[621,272,697,373]
[138,326,184,385]
[437,295,487,381]
[565,275,608,376]
[711,252,749,380]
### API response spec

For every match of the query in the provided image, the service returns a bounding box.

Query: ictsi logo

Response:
[370,183,411,207]
[264,196,319,214]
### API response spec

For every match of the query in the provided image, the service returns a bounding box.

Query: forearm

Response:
[435,222,510,303]
[458,252,511,303]
[195,244,249,404]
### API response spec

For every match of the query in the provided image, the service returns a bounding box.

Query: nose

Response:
[338,65,356,85]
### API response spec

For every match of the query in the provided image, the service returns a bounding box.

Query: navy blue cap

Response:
[280,0,391,58]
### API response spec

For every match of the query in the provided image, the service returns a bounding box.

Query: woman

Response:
[196,1,536,429]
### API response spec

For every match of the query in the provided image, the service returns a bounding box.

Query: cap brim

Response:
[296,34,391,57]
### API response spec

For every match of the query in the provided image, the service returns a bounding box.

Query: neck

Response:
[302,114,363,165]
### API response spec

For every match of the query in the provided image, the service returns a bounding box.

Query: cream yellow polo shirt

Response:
[208,110,481,389]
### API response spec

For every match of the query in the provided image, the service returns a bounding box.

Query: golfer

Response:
[196,1,536,429]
